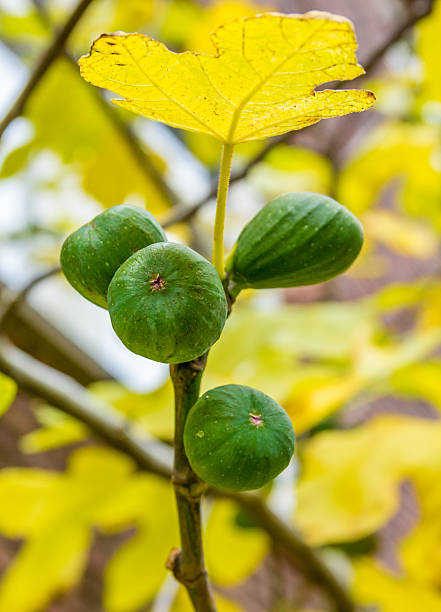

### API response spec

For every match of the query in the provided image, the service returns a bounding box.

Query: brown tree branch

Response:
[0,0,95,139]
[162,0,435,229]
[0,267,61,332]
[360,0,435,78]
[0,338,172,478]
[0,338,355,612]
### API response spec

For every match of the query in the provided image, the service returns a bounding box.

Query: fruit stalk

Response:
[213,143,235,277]
[169,355,217,612]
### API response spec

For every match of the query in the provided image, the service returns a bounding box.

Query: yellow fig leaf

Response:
[353,558,441,612]
[0,469,59,538]
[89,379,174,439]
[103,479,178,612]
[391,361,441,413]
[0,525,91,612]
[363,210,439,258]
[296,416,441,545]
[399,471,441,587]
[205,500,270,585]
[0,372,17,417]
[338,122,441,220]
[185,0,273,54]
[79,11,374,143]
[283,370,363,434]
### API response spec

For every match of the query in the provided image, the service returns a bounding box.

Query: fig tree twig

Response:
[0,338,355,612]
[0,0,95,139]
[169,357,217,612]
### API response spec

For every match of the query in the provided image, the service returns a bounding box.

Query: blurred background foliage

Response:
[1,0,441,611]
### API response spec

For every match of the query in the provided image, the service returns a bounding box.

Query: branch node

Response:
[166,547,182,572]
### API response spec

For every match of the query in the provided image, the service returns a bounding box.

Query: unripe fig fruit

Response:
[226,192,363,292]
[60,205,166,308]
[184,384,295,491]
[108,242,228,364]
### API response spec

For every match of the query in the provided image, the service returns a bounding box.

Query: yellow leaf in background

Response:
[0,372,17,417]
[399,472,441,587]
[19,423,88,453]
[355,328,441,383]
[71,0,155,51]
[90,379,174,440]
[68,444,135,481]
[363,210,439,258]
[171,588,245,612]
[159,0,204,48]
[417,0,441,105]
[0,469,59,538]
[185,0,273,53]
[206,301,373,401]
[391,361,441,414]
[205,500,270,585]
[338,122,441,223]
[17,404,89,453]
[353,558,441,612]
[250,144,333,200]
[185,130,264,167]
[375,282,427,312]
[103,479,178,612]
[0,10,48,44]
[416,284,441,330]
[0,447,171,612]
[204,500,271,586]
[0,60,170,214]
[283,370,363,434]
[93,475,162,532]
[296,416,441,545]
[0,525,90,612]
[79,12,374,143]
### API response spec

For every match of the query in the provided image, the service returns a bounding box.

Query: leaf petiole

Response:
[213,142,235,278]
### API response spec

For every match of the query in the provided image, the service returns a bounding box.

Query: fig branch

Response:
[168,137,235,605]
[169,138,235,607]
[169,357,217,612]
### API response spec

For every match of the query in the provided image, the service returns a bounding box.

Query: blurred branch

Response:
[95,98,181,206]
[0,338,172,478]
[162,0,435,229]
[27,0,180,207]
[0,0,95,139]
[229,491,355,612]
[0,338,355,612]
[0,267,61,332]
[361,0,435,77]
